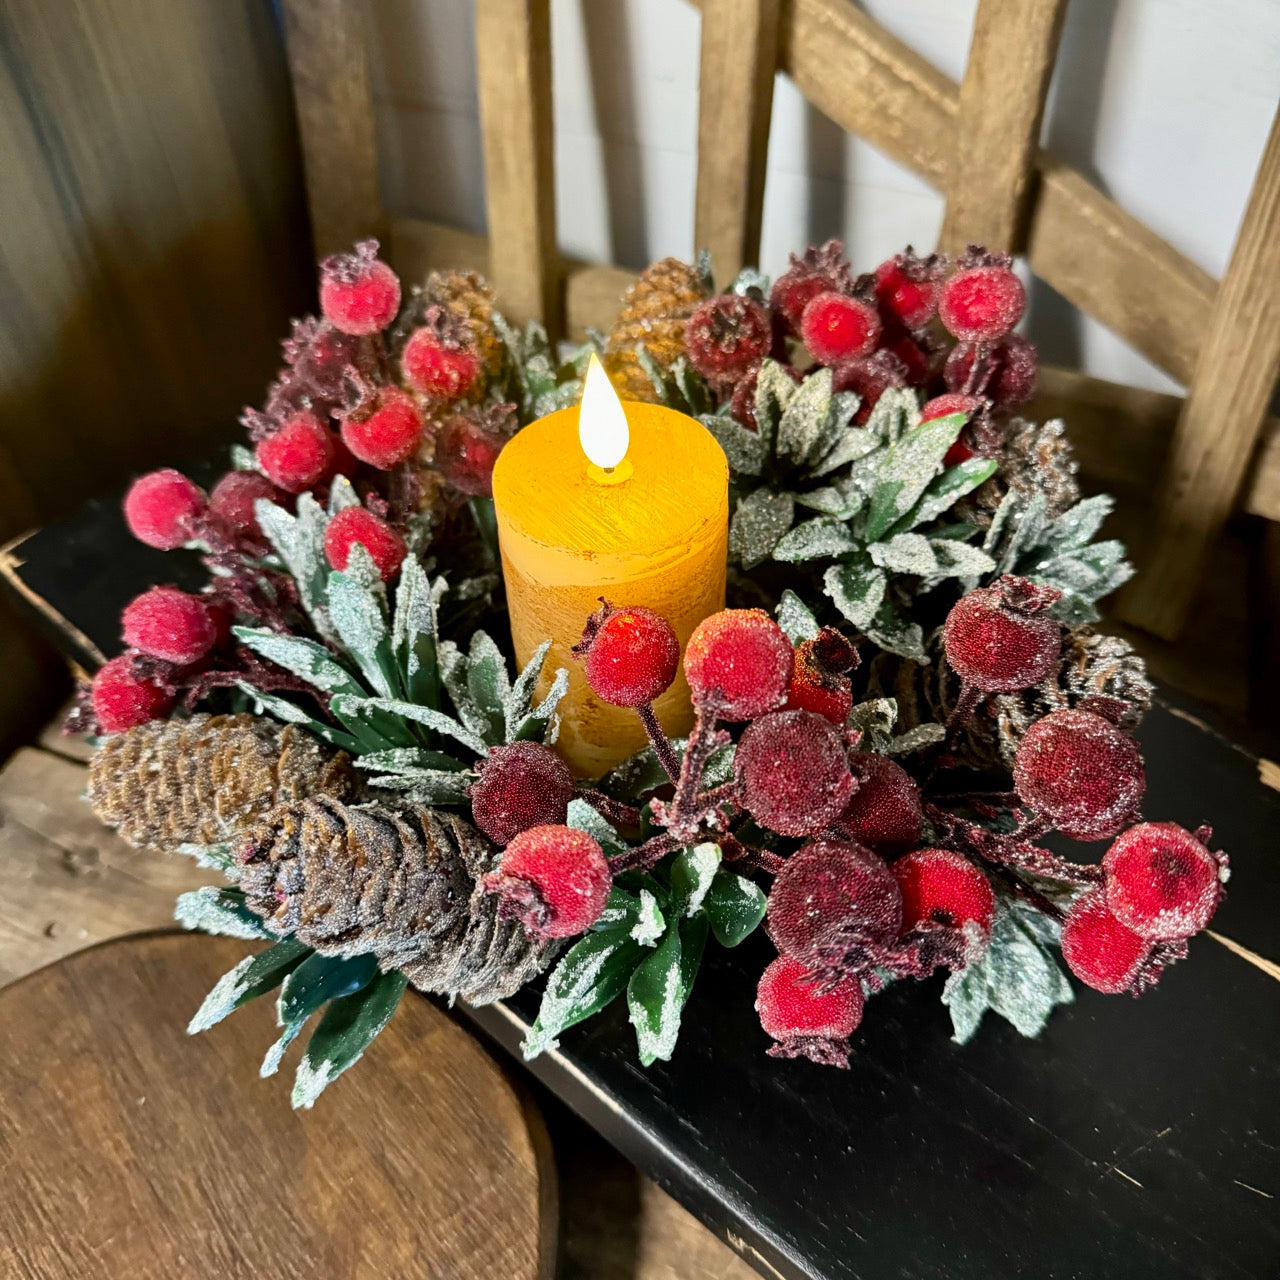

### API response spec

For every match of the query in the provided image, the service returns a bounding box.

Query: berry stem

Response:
[575,786,643,831]
[605,831,679,876]
[945,683,983,737]
[719,833,786,876]
[662,696,730,843]
[637,703,682,785]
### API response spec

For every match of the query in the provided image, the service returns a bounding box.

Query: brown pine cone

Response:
[1000,416,1081,517]
[604,257,710,401]
[237,797,553,1005]
[422,268,503,376]
[88,714,356,849]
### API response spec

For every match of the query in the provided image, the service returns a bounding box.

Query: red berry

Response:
[434,408,512,498]
[735,710,855,838]
[319,240,401,335]
[756,954,863,1067]
[769,239,855,333]
[402,326,482,401]
[893,848,995,936]
[1102,822,1223,941]
[468,741,575,847]
[287,318,371,401]
[684,295,773,386]
[782,630,857,725]
[841,754,923,855]
[801,291,881,364]
[575,601,680,708]
[921,392,984,425]
[121,586,218,665]
[939,262,1025,342]
[208,471,280,538]
[944,334,1038,409]
[1013,708,1146,841]
[340,386,424,469]
[256,412,335,493]
[831,350,909,424]
[683,608,793,720]
[123,470,206,550]
[884,331,931,385]
[323,506,407,581]
[942,575,1062,693]
[91,654,174,733]
[481,824,611,939]
[1061,889,1152,994]
[767,841,903,970]
[873,252,943,330]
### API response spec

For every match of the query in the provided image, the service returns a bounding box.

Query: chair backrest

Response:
[279,0,1280,641]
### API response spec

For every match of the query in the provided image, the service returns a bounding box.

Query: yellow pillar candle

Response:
[491,356,729,778]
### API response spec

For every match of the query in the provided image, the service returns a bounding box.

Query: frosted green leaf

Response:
[465,630,510,743]
[776,589,820,643]
[752,359,795,453]
[327,474,361,514]
[729,266,770,296]
[796,481,864,519]
[260,1018,306,1078]
[256,494,331,626]
[278,951,379,1028]
[364,770,471,802]
[861,601,926,661]
[1045,492,1114,550]
[730,488,795,568]
[862,386,919,446]
[887,723,946,755]
[333,694,490,758]
[232,627,363,697]
[869,532,938,576]
[175,887,271,940]
[1048,593,1100,625]
[700,413,768,476]
[893,456,999,532]
[627,914,707,1067]
[514,666,569,743]
[669,842,721,916]
[391,557,440,706]
[823,560,886,630]
[229,443,256,470]
[566,797,622,851]
[175,842,235,871]
[594,888,642,933]
[776,365,836,467]
[702,870,766,947]
[847,698,898,738]
[863,413,966,542]
[811,407,883,476]
[631,890,665,946]
[188,937,310,1034]
[773,516,859,563]
[505,640,552,738]
[235,683,360,752]
[327,562,393,698]
[994,491,1049,572]
[928,538,997,577]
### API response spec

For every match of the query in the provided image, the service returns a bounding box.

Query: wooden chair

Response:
[279,0,1280,642]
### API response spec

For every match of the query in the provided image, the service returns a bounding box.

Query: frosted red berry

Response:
[893,848,995,936]
[841,753,923,855]
[769,239,856,333]
[756,955,863,1067]
[91,654,175,733]
[468,741,575,847]
[255,412,335,493]
[434,406,514,498]
[831,350,909,424]
[735,710,855,838]
[1013,708,1146,841]
[782,628,858,725]
[801,292,882,365]
[884,332,931,386]
[482,824,611,939]
[1061,889,1152,994]
[938,261,1025,342]
[944,334,1037,409]
[121,586,218,665]
[319,239,401,335]
[575,601,680,708]
[683,608,793,720]
[1102,822,1223,941]
[340,386,424,469]
[942,575,1062,693]
[323,506,407,581]
[684,294,773,385]
[767,841,903,969]
[873,252,944,331]
[402,325,482,401]
[123,470,206,550]
[208,471,280,538]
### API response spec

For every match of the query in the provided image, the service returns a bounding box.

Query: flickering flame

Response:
[579,353,630,471]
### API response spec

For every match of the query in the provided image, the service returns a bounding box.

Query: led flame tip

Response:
[579,353,630,470]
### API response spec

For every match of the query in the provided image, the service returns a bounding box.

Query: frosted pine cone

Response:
[422,268,503,376]
[88,714,355,849]
[237,797,554,1005]
[999,417,1081,517]
[604,257,711,401]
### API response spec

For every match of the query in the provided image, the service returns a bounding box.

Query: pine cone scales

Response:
[237,797,553,1005]
[88,714,355,849]
[423,268,503,375]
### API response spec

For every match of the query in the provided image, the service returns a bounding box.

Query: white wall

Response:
[366,0,1279,394]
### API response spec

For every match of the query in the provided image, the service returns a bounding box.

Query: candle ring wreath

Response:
[77,239,1230,1108]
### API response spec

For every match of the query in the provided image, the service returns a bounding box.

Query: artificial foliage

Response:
[79,237,1229,1107]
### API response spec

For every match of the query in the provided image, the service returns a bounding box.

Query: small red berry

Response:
[121,586,218,665]
[938,258,1025,342]
[91,654,175,733]
[684,294,773,386]
[884,332,931,385]
[831,350,909,424]
[323,506,407,581]
[208,471,280,538]
[801,291,881,364]
[735,710,855,838]
[841,754,923,855]
[340,386,425,469]
[402,325,482,402]
[482,824,611,939]
[769,239,855,333]
[468,741,575,847]
[434,404,516,498]
[873,251,944,330]
[756,954,863,1067]
[1013,708,1146,841]
[1061,889,1152,995]
[683,608,793,721]
[319,239,401,335]
[256,412,335,493]
[944,335,1037,408]
[782,627,858,725]
[893,848,995,936]
[575,601,680,708]
[1102,822,1224,941]
[123,470,206,550]
[286,318,371,401]
[942,575,1063,693]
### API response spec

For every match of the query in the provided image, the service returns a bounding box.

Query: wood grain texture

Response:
[939,0,1068,253]
[694,0,780,285]
[1118,104,1280,638]
[279,0,385,254]
[475,0,561,335]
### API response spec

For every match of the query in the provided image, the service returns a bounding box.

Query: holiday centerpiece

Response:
[77,239,1228,1107]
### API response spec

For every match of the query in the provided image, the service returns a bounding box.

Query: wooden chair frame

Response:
[280,0,1280,640]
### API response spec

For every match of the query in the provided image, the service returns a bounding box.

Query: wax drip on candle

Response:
[580,353,634,484]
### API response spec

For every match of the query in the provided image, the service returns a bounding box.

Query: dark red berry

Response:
[841,754,923,855]
[769,239,855,333]
[1102,822,1223,941]
[121,586,218,665]
[1013,708,1146,841]
[684,294,773,386]
[944,334,1037,408]
[481,824,611,939]
[319,239,401,335]
[256,412,335,493]
[756,955,863,1067]
[873,251,944,330]
[340,386,424,469]
[468,741,575,847]
[801,292,881,365]
[939,259,1025,342]
[942,575,1062,693]
[1061,889,1152,994]
[884,331,931,385]
[683,608,793,720]
[831,350,909,424]
[735,710,855,837]
[286,318,371,402]
[434,406,515,498]
[402,326,482,401]
[575,601,680,708]
[123,470,206,550]
[323,506,407,581]
[893,848,995,936]
[208,471,280,538]
[782,628,858,725]
[91,654,174,733]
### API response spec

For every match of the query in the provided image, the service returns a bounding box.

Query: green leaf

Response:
[566,796,623,851]
[626,913,708,1066]
[861,600,926,661]
[730,488,795,569]
[669,842,721,916]
[593,886,643,933]
[391,557,440,707]
[188,937,311,1034]
[773,516,859,563]
[869,532,938,576]
[278,951,380,1027]
[234,683,360,752]
[702,869,766,947]
[260,1018,307,1078]
[334,694,490,758]
[928,538,997,578]
[505,640,552,739]
[354,747,466,773]
[327,474,362,514]
[700,412,768,477]
[292,968,409,1108]
[775,589,819,643]
[823,560,886,630]
[256,494,330,624]
[861,386,919,445]
[327,564,394,699]
[862,413,966,542]
[1047,493,1114,550]
[174,887,271,940]
[364,769,471,803]
[514,666,569,743]
[776,365,837,467]
[890,456,998,534]
[232,627,363,697]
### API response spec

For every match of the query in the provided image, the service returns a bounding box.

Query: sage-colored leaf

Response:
[863,413,966,542]
[823,560,886,630]
[174,887,271,940]
[775,589,820,643]
[773,516,860,563]
[730,488,795,569]
[232,627,363,697]
[188,937,311,1034]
